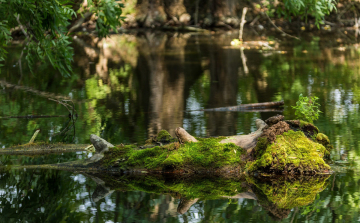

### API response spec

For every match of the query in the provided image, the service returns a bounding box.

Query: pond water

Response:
[1,31,360,222]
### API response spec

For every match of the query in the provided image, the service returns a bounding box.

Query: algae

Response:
[246,130,330,174]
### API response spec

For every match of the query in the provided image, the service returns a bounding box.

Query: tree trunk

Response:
[164,0,191,24]
[136,0,167,27]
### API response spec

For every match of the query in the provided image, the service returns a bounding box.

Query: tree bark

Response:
[164,0,190,24]
[136,0,167,27]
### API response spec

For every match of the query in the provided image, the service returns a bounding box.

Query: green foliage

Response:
[0,0,124,76]
[267,0,337,27]
[86,0,125,37]
[292,94,322,123]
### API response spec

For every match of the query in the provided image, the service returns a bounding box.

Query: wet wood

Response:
[188,101,284,112]
[175,127,198,143]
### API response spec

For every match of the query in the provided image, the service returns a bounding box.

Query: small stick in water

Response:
[29,129,41,143]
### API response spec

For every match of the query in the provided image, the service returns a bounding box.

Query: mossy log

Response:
[2,116,333,176]
[80,116,333,176]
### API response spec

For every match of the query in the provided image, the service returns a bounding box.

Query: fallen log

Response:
[0,143,92,155]
[187,101,284,112]
[65,116,332,175]
[1,115,332,176]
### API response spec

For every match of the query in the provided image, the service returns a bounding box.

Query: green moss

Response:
[100,137,246,171]
[249,175,330,210]
[165,138,246,169]
[101,174,247,200]
[316,133,333,156]
[100,144,137,168]
[156,130,173,142]
[246,130,330,173]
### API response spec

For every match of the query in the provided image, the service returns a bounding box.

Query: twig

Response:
[195,0,200,25]
[239,7,248,41]
[331,173,336,191]
[48,98,78,141]
[249,15,260,26]
[67,12,92,35]
[218,21,233,30]
[16,15,30,39]
[48,98,73,114]
[29,129,40,143]
[15,38,32,68]
[264,12,300,40]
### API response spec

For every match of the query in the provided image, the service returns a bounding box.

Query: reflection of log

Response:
[83,174,115,203]
[177,198,199,214]
[177,192,258,214]
[190,101,284,112]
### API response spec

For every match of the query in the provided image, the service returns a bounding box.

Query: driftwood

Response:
[0,143,91,155]
[219,119,267,151]
[175,119,267,151]
[187,101,284,112]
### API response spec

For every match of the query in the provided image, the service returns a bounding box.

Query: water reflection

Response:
[0,168,333,222]
[2,31,360,222]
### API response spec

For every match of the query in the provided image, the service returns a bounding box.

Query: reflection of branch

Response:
[48,98,78,140]
[240,48,249,74]
[177,198,199,214]
[0,80,73,101]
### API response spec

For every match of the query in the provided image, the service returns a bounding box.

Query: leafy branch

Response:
[0,0,124,76]
[292,94,322,123]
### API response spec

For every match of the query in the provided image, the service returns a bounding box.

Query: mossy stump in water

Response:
[246,120,332,175]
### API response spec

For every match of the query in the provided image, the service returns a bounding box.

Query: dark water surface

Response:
[1,32,360,222]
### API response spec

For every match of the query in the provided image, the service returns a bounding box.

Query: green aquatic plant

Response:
[292,94,321,123]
